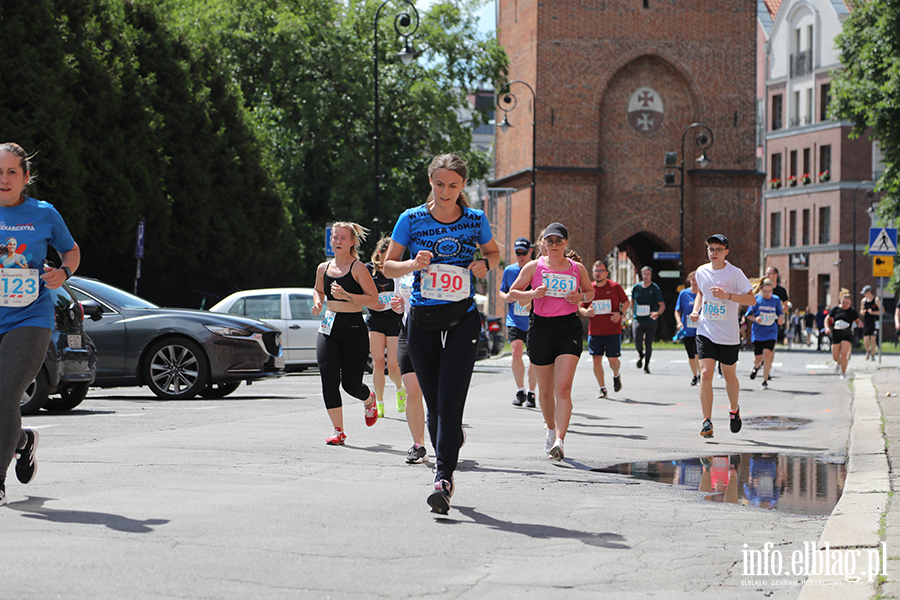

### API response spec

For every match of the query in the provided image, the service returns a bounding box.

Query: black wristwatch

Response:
[61,266,72,280]
[481,257,490,272]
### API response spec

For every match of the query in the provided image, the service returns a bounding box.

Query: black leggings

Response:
[407,308,481,481]
[316,312,371,410]
[632,319,658,365]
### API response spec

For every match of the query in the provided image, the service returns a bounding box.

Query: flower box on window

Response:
[788,175,798,187]
[770,178,782,189]
[800,173,811,185]
[819,170,830,182]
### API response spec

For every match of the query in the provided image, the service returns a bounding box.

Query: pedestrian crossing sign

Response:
[869,228,897,256]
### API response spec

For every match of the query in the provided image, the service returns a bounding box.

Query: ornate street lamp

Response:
[664,123,714,279]
[497,80,537,241]
[373,0,419,238]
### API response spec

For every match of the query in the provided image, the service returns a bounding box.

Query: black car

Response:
[68,277,285,400]
[20,282,98,415]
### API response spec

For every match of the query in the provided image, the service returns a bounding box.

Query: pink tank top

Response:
[532,256,580,317]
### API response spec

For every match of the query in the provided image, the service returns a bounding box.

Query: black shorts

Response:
[832,332,853,345]
[397,323,414,375]
[682,336,697,359]
[753,339,776,355]
[527,313,583,366]
[696,334,740,366]
[863,322,877,336]
[508,326,527,344]
[367,310,401,337]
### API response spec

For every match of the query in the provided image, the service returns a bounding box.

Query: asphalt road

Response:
[1,346,881,599]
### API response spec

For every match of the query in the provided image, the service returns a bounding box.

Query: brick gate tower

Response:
[490,0,765,335]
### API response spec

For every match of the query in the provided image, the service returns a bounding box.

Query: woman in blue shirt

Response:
[745,278,784,389]
[383,154,500,515]
[0,143,80,506]
[674,271,700,386]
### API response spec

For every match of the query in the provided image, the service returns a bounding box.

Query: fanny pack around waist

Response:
[410,298,474,332]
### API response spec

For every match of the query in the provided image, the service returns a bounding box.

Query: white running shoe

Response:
[549,439,565,461]
[544,426,555,454]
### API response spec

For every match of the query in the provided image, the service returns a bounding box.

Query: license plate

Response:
[67,334,82,349]
[275,356,285,369]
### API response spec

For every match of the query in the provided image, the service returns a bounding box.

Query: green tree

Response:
[830,0,900,216]
[162,0,508,280]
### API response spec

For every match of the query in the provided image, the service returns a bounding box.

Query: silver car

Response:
[209,288,320,370]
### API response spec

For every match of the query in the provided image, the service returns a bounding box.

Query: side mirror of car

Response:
[81,299,104,321]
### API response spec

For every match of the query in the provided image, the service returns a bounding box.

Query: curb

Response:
[797,374,889,598]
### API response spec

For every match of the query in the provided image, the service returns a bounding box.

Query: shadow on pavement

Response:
[450,506,631,549]
[7,497,169,533]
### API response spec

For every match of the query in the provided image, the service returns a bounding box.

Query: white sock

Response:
[517,387,525,393]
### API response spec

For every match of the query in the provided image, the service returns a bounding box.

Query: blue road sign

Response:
[869,227,897,256]
[135,219,145,259]
[325,224,334,257]
[653,252,682,260]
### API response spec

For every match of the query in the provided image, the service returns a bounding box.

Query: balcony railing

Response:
[790,50,813,77]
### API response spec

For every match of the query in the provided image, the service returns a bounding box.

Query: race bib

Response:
[513,302,530,317]
[703,300,728,321]
[635,304,650,317]
[0,268,40,307]
[374,292,394,312]
[592,299,612,315]
[758,312,776,327]
[318,310,336,335]
[834,319,850,330]
[398,274,414,301]
[421,264,470,302]
[542,272,578,298]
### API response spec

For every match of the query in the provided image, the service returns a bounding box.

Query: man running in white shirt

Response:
[689,234,756,438]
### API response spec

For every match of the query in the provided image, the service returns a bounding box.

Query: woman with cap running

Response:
[509,222,593,460]
[825,290,862,379]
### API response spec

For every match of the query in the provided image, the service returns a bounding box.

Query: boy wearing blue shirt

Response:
[500,238,537,407]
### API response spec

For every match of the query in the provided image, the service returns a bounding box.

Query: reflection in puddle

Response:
[593,454,846,515]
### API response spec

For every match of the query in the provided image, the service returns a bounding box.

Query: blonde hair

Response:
[686,270,697,287]
[370,236,391,274]
[839,288,851,300]
[752,277,775,295]
[331,222,369,258]
[426,153,470,209]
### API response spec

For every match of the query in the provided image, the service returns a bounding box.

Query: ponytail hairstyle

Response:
[426,153,470,209]
[564,248,582,263]
[0,142,36,200]
[331,221,369,258]
[752,277,775,295]
[370,236,391,275]
[839,288,851,301]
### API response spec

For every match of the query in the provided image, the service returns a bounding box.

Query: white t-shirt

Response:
[694,261,752,345]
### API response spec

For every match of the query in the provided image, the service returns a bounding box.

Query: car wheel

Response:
[199,382,241,399]
[143,338,209,400]
[21,368,50,415]
[43,382,90,412]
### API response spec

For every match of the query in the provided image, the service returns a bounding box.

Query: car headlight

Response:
[205,325,254,337]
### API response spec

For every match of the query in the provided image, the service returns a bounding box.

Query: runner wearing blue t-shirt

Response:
[674,271,700,386]
[0,143,80,507]
[745,278,784,389]
[383,154,500,515]
[500,237,537,407]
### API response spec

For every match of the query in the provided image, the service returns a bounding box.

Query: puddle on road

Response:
[593,454,846,515]
[743,416,813,431]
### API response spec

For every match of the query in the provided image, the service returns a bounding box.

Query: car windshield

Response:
[75,279,159,309]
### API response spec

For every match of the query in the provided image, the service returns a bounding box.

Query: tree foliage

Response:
[162,0,508,280]
[0,0,301,293]
[830,0,900,217]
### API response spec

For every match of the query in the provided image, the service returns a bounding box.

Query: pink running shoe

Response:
[326,428,347,445]
[364,392,378,427]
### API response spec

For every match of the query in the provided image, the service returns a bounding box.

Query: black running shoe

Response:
[613,375,622,393]
[690,374,700,386]
[512,390,526,406]
[406,444,428,464]
[525,392,536,408]
[15,428,39,484]
[700,418,714,438]
[749,365,760,380]
[730,406,742,433]
[643,366,650,375]
[597,387,608,399]
[636,357,643,369]
[428,478,453,514]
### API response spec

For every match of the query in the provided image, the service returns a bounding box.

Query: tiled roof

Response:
[762,0,782,19]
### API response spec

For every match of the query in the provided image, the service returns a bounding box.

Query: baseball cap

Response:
[861,285,873,295]
[544,222,568,240]
[514,237,531,252]
[706,233,729,248]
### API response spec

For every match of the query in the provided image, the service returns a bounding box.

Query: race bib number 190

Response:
[542,272,578,298]
[0,268,39,307]
[422,264,470,302]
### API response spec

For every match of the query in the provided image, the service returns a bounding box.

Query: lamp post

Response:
[373,0,418,239]
[497,80,537,241]
[853,181,875,302]
[664,123,714,279]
